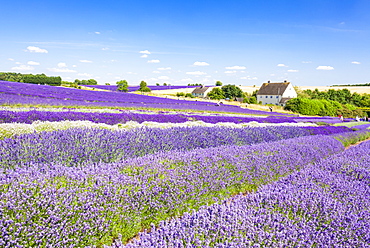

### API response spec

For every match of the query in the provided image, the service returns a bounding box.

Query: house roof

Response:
[192,86,211,94]
[257,82,290,95]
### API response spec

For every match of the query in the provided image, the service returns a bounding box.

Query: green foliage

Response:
[116,80,129,92]
[248,96,257,104]
[221,84,243,99]
[285,97,365,117]
[176,92,185,97]
[215,81,223,86]
[139,81,151,92]
[207,87,225,100]
[0,72,62,86]
[185,93,194,98]
[74,79,98,85]
[302,88,370,107]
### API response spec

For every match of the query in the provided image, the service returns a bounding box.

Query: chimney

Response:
[267,81,270,83]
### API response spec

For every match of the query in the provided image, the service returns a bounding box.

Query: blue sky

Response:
[1,0,369,86]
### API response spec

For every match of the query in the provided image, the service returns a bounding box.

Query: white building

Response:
[191,86,213,98]
[256,81,297,106]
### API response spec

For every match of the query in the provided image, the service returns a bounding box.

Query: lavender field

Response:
[1,81,370,247]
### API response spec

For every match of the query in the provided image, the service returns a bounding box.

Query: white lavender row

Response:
[0,135,345,247]
[120,139,370,248]
[0,125,352,169]
[0,119,319,139]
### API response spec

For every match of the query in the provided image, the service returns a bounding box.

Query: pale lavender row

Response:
[0,110,300,124]
[0,126,351,169]
[0,80,292,115]
[0,135,345,247]
[121,137,370,248]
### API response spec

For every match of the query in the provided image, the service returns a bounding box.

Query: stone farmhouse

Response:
[256,81,297,106]
[191,86,213,98]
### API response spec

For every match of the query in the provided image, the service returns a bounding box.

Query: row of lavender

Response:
[0,109,347,125]
[121,136,370,248]
[0,80,292,115]
[0,126,351,169]
[2,130,363,247]
[0,110,294,125]
[82,84,199,92]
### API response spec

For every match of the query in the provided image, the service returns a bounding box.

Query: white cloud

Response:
[277,64,287,67]
[351,61,361,64]
[193,61,209,66]
[152,71,161,74]
[186,71,207,75]
[140,50,151,55]
[224,70,237,74]
[57,62,67,68]
[48,68,76,73]
[302,61,312,64]
[8,58,14,61]
[240,76,258,80]
[11,65,34,71]
[27,61,40,65]
[26,46,48,53]
[158,76,170,80]
[78,73,92,77]
[102,47,109,51]
[287,69,299,72]
[316,66,334,70]
[158,67,171,70]
[79,60,92,63]
[225,66,246,70]
[148,59,160,63]
[15,62,22,65]
[179,78,194,83]
[140,54,148,58]
[95,32,101,34]
[72,65,77,68]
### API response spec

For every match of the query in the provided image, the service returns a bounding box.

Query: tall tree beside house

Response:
[207,87,225,100]
[221,84,244,99]
[215,81,223,86]
[116,80,129,92]
[139,81,151,92]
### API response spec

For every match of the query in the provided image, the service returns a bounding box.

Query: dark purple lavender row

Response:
[0,135,345,247]
[82,85,198,92]
[0,80,294,115]
[1,109,350,125]
[121,138,370,248]
[0,125,351,169]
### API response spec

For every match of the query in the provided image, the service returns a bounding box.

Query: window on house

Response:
[270,96,273,98]
[276,96,279,98]
[265,96,268,98]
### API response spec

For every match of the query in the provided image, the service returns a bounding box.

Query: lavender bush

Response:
[0,80,293,115]
[0,126,351,169]
[120,139,370,248]
[0,135,345,247]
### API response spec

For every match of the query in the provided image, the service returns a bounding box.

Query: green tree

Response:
[207,88,225,100]
[215,81,223,86]
[248,96,257,104]
[116,80,129,92]
[221,84,243,99]
[139,81,151,92]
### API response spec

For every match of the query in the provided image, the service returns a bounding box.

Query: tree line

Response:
[0,72,62,86]
[285,88,370,117]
